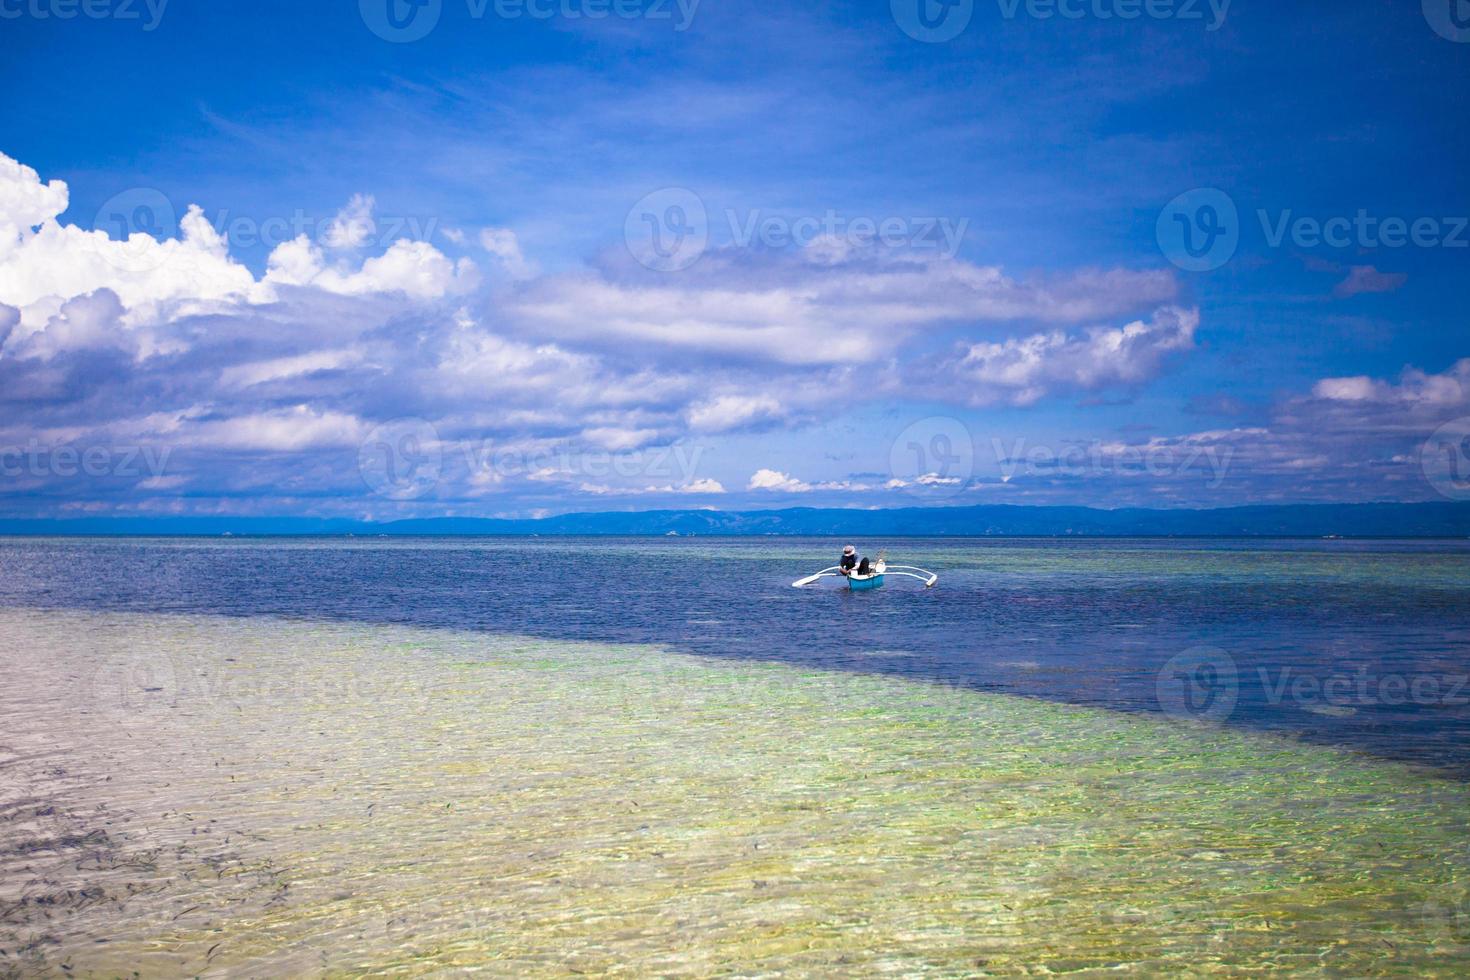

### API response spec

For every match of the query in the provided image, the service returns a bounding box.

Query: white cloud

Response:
[579,478,727,495]
[265,235,478,299]
[1312,376,1379,402]
[0,151,481,355]
[885,473,962,489]
[749,468,810,492]
[7,289,130,361]
[0,152,271,336]
[321,194,377,250]
[926,306,1198,406]
[479,228,536,279]
[687,393,784,432]
[219,349,364,389]
[1311,361,1468,407]
[580,426,660,451]
[747,468,871,493]
[0,153,68,256]
[510,248,1179,366]
[188,406,367,452]
[0,149,1221,516]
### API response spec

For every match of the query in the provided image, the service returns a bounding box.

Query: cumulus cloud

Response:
[687,393,784,432]
[0,302,16,350]
[265,235,479,299]
[991,359,1470,505]
[916,306,1198,406]
[0,149,1213,517]
[8,289,131,362]
[580,478,726,495]
[0,150,478,343]
[1310,361,1468,408]
[747,469,871,493]
[321,194,377,250]
[187,406,369,452]
[509,245,1180,366]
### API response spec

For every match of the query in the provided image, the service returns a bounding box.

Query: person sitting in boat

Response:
[841,545,873,576]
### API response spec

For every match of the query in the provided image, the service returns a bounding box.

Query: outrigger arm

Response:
[791,566,842,588]
[884,566,940,588]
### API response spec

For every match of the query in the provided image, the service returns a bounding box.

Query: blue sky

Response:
[1,0,1468,519]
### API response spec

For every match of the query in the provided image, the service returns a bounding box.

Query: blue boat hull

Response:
[847,573,884,591]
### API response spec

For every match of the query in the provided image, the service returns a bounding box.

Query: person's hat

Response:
[843,545,856,555]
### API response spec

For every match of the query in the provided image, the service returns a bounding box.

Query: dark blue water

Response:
[3,536,1469,774]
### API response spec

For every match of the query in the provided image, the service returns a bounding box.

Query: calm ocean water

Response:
[5,536,1470,973]
[3,535,1469,773]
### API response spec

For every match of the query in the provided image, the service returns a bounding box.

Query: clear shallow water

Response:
[2,536,1469,772]
[3,608,1469,975]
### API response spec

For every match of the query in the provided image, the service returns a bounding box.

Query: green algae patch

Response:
[1,607,1467,977]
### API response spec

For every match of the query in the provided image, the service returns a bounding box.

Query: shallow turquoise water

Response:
[2,607,1469,975]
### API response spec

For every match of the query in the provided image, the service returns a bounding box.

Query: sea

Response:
[2,536,1468,974]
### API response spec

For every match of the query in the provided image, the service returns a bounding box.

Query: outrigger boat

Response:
[791,559,938,591]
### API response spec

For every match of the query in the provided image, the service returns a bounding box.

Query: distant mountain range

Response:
[3,502,1470,537]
